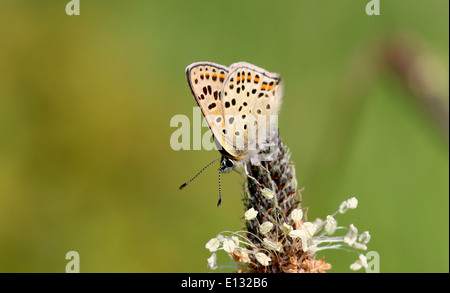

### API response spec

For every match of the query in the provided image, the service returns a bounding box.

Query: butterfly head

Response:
[219,157,234,173]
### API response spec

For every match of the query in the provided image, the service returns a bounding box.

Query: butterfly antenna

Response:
[179,158,221,190]
[217,168,222,208]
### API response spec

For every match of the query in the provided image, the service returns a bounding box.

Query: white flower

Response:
[350,254,368,271]
[359,231,371,244]
[205,237,221,252]
[291,176,298,191]
[339,197,358,214]
[339,201,348,214]
[353,242,367,250]
[301,222,318,237]
[289,222,317,252]
[347,197,358,209]
[352,230,370,250]
[282,222,293,235]
[290,208,303,222]
[344,224,358,246]
[259,222,273,234]
[207,253,217,270]
[288,229,306,239]
[244,208,258,221]
[223,238,236,253]
[231,236,240,246]
[313,217,323,227]
[290,165,298,190]
[289,229,309,253]
[350,260,363,271]
[289,222,316,239]
[359,254,368,267]
[263,238,282,252]
[261,188,275,199]
[255,252,271,266]
[305,239,317,254]
[240,250,251,263]
[325,215,337,235]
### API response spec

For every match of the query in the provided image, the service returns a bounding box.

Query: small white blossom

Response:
[263,238,282,252]
[255,252,271,266]
[207,253,217,270]
[288,228,306,239]
[353,242,367,250]
[289,229,313,252]
[350,260,363,271]
[301,222,318,237]
[244,208,258,221]
[325,215,337,235]
[313,218,324,227]
[261,188,275,199]
[290,208,303,222]
[300,237,310,252]
[359,254,368,267]
[350,254,368,271]
[346,197,358,209]
[282,222,293,235]
[359,231,371,244]
[344,224,358,246]
[305,238,317,254]
[259,222,274,234]
[291,176,298,191]
[339,197,358,214]
[223,238,236,253]
[231,236,240,246]
[289,222,316,239]
[339,201,348,214]
[288,222,317,252]
[205,237,221,252]
[240,250,251,263]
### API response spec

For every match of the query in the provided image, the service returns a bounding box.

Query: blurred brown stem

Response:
[384,36,449,138]
[310,33,449,187]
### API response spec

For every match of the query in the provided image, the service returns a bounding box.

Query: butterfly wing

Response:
[186,62,231,154]
[221,62,283,158]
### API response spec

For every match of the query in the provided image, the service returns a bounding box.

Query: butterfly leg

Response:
[244,164,263,188]
[260,164,277,191]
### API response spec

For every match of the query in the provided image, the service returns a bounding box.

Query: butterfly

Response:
[179,62,283,206]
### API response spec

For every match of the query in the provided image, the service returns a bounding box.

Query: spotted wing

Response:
[186,62,229,153]
[220,62,283,158]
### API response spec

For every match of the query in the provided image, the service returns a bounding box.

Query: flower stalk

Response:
[205,132,371,273]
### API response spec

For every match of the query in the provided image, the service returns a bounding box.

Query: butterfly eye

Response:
[225,159,234,168]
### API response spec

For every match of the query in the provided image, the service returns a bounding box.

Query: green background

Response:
[0,0,448,273]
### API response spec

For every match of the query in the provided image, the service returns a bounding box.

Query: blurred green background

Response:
[0,0,448,273]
